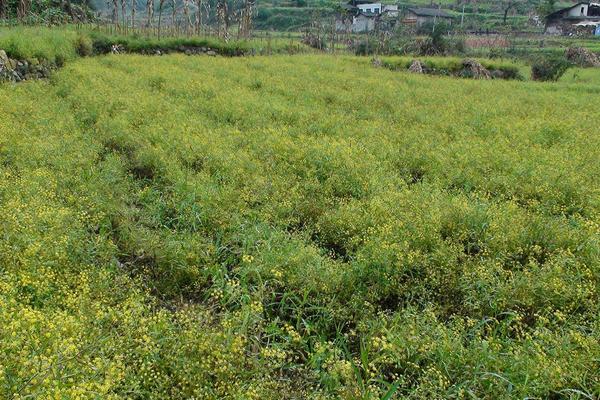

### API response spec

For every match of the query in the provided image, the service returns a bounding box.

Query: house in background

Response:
[355,2,381,14]
[545,2,600,35]
[341,11,377,32]
[336,0,399,33]
[402,7,453,28]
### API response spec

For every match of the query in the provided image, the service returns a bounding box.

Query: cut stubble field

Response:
[0,53,599,399]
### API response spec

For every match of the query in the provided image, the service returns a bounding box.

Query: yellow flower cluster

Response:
[0,35,599,399]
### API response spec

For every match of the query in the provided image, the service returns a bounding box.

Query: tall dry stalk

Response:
[157,0,166,38]
[146,0,154,27]
[111,0,119,25]
[171,0,176,33]
[17,0,31,21]
[120,0,127,28]
[131,0,137,29]
[194,0,203,35]
[183,0,193,33]
[216,0,228,40]
[238,0,254,39]
[0,0,7,19]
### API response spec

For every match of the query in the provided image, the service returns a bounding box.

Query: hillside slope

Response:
[87,0,560,31]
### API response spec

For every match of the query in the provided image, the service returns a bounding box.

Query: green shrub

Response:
[447,36,467,54]
[408,30,465,57]
[531,55,571,81]
[352,39,378,56]
[75,34,93,57]
[301,32,327,50]
[55,53,66,67]
[487,47,506,59]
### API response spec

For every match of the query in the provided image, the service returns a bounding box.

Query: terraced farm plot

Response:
[0,54,599,399]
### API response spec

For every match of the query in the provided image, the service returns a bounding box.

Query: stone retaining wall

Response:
[0,50,56,83]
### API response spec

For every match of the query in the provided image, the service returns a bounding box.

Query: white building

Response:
[336,1,399,33]
[545,2,600,35]
[403,7,453,28]
[355,3,398,16]
[356,3,381,14]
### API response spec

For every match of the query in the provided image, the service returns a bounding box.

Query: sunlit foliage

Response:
[0,52,599,399]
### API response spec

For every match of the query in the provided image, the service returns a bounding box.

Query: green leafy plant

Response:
[531,55,571,81]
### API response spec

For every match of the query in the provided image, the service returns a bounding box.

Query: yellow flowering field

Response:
[0,53,599,399]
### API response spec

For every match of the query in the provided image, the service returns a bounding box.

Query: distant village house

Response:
[336,3,454,33]
[336,0,398,33]
[545,2,600,35]
[402,7,453,28]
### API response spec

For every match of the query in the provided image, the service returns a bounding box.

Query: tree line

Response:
[0,0,94,22]
[0,0,255,40]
